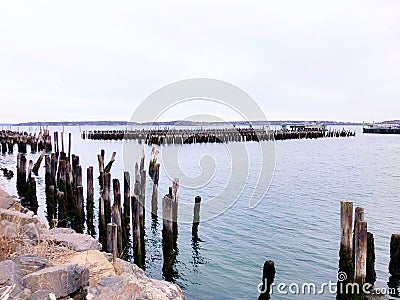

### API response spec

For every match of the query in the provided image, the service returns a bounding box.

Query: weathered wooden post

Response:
[389,234,400,294]
[172,178,179,240]
[103,172,111,225]
[366,232,376,285]
[104,151,116,173]
[16,153,27,196]
[97,152,105,188]
[32,150,45,175]
[57,191,66,227]
[123,171,131,247]
[46,185,56,228]
[258,260,275,300]
[389,234,400,276]
[68,132,72,159]
[338,200,354,300]
[354,220,367,286]
[112,179,123,255]
[75,186,84,233]
[192,196,201,240]
[162,193,174,279]
[131,195,143,268]
[86,167,94,235]
[107,223,118,261]
[151,163,160,216]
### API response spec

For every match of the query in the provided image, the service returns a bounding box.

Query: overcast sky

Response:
[0,0,399,123]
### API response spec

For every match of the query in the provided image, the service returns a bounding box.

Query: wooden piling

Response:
[32,150,45,175]
[162,194,174,279]
[366,232,376,286]
[104,151,116,173]
[339,201,353,283]
[171,178,179,239]
[192,196,201,240]
[258,260,275,300]
[389,234,400,276]
[46,185,56,227]
[68,132,71,159]
[151,163,160,216]
[86,167,94,234]
[112,178,123,255]
[123,171,131,247]
[354,220,367,286]
[75,186,85,233]
[57,191,66,227]
[103,172,111,225]
[131,195,142,267]
[107,223,118,261]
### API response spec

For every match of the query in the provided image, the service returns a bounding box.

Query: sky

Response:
[0,0,399,123]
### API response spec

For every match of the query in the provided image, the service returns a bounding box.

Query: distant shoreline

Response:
[1,120,367,127]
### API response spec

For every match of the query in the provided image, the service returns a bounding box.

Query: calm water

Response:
[0,125,399,299]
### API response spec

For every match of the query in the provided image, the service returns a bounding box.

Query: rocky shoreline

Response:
[0,189,184,299]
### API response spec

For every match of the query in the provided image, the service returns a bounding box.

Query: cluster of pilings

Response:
[338,201,376,299]
[7,130,208,280]
[0,129,52,154]
[16,153,38,212]
[82,127,356,144]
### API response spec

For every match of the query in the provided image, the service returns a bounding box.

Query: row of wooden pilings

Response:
[1,129,52,154]
[12,130,203,279]
[258,202,400,299]
[82,128,356,145]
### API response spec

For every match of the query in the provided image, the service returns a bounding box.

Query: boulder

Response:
[22,264,89,298]
[0,219,18,239]
[30,290,57,300]
[21,222,41,244]
[0,260,23,286]
[48,229,101,252]
[0,208,42,227]
[86,275,140,300]
[12,255,48,276]
[52,250,115,285]
[0,190,18,209]
[0,283,32,299]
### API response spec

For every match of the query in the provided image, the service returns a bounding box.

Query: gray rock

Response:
[12,255,48,276]
[21,222,41,244]
[22,264,89,298]
[0,208,42,226]
[113,258,145,277]
[0,192,18,209]
[48,229,101,252]
[87,275,140,300]
[0,220,18,239]
[0,283,32,299]
[30,290,57,300]
[0,260,23,286]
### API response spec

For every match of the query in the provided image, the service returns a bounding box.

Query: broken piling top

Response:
[172,178,179,202]
[340,201,353,252]
[140,149,145,172]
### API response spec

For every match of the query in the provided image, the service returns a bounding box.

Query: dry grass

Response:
[0,214,74,265]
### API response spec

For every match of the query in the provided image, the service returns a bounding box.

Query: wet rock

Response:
[22,264,89,298]
[0,260,23,286]
[12,255,48,276]
[47,228,101,252]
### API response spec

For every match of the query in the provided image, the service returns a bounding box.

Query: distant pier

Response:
[82,127,356,144]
